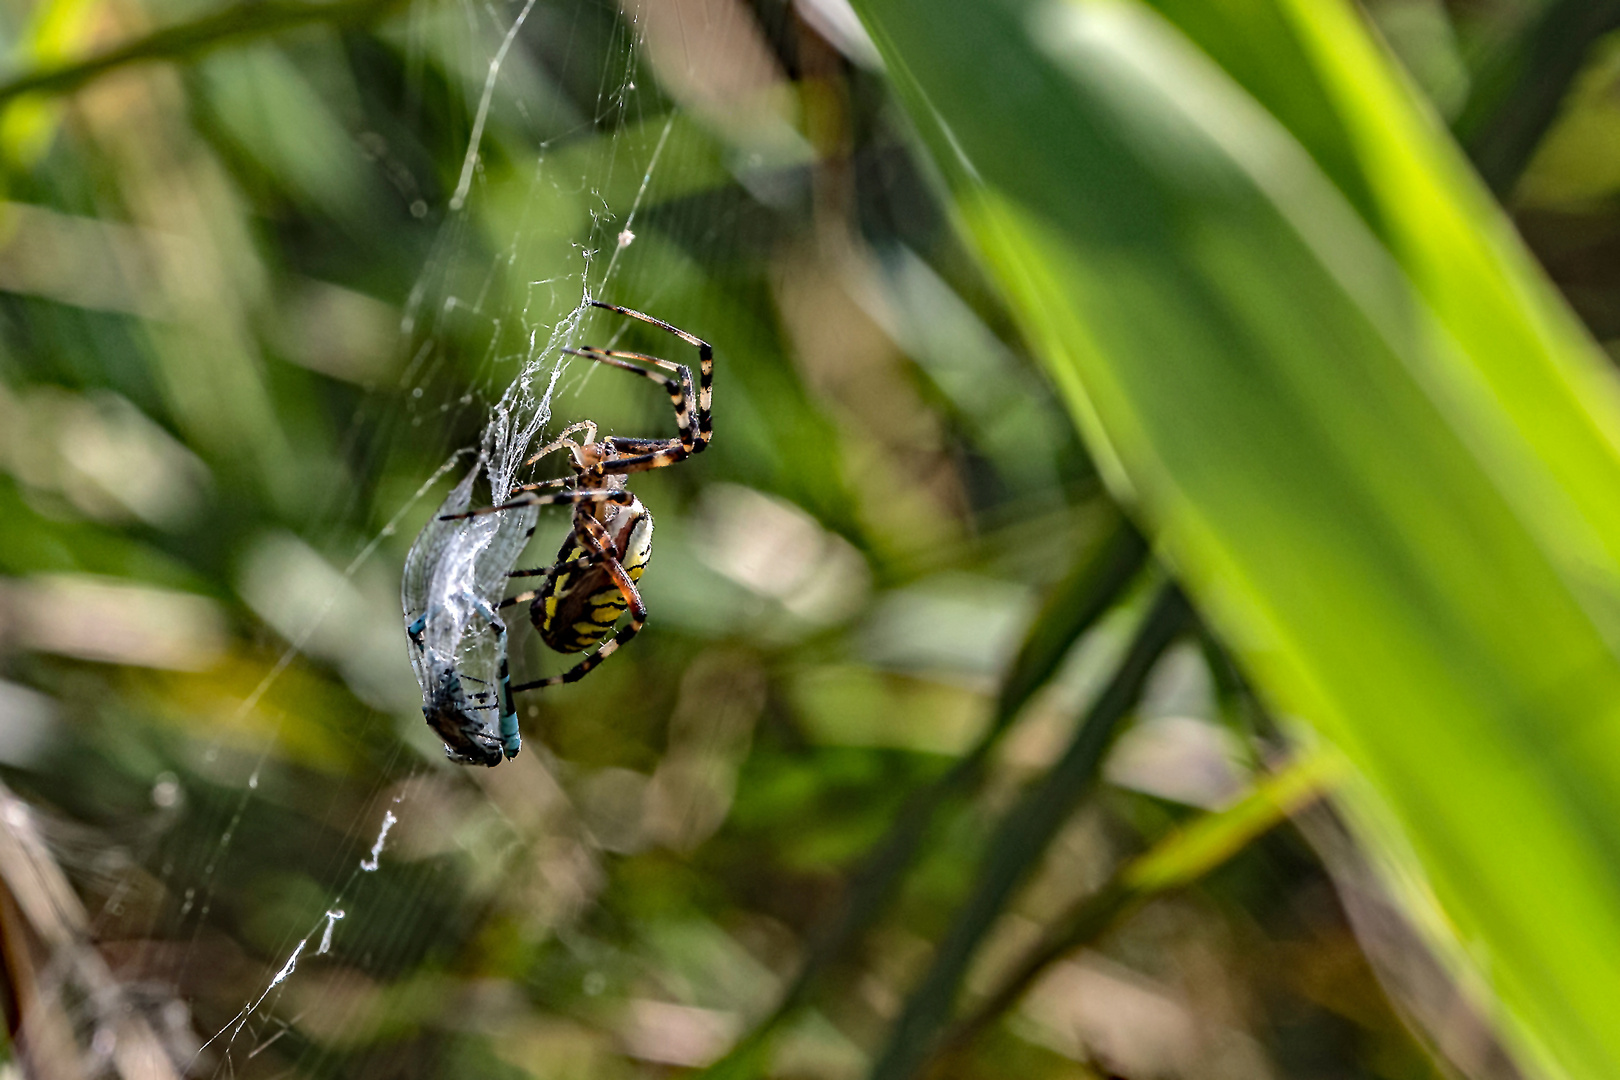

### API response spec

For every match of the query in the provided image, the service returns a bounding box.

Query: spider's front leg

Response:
[561,300,714,478]
[525,421,598,467]
[440,487,636,521]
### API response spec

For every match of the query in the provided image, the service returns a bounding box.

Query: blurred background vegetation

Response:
[1,0,1618,1076]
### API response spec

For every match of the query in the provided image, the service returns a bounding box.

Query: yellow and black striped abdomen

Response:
[535,509,653,654]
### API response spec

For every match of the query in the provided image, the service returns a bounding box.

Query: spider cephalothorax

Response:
[441,300,712,758]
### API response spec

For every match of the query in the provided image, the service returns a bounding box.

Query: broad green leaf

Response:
[1147,0,1620,593]
[848,0,1620,1075]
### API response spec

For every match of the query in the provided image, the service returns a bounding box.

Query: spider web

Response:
[0,0,1564,1074]
[0,0,929,1071]
[161,2,738,1074]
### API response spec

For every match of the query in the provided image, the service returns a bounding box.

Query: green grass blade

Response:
[848,0,1620,1075]
[993,516,1149,729]
[934,750,1341,1069]
[697,512,1148,1080]
[0,0,405,111]
[1453,0,1620,194]
[869,584,1191,1080]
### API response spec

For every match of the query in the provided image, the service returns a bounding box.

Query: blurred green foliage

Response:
[0,0,1614,1077]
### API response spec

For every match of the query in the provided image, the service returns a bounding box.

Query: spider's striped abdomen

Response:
[536,504,653,653]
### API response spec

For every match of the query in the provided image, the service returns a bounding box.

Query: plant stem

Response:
[0,0,407,111]
[930,751,1339,1073]
[1456,0,1620,195]
[868,583,1191,1080]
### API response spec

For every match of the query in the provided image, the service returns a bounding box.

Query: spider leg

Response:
[499,589,540,611]
[510,511,616,636]
[507,475,571,499]
[499,554,599,615]
[440,489,634,521]
[503,481,570,552]
[524,421,598,466]
[565,346,697,455]
[604,437,676,453]
[574,512,616,556]
[585,299,712,451]
[463,477,573,534]
[594,443,689,476]
[508,518,646,694]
